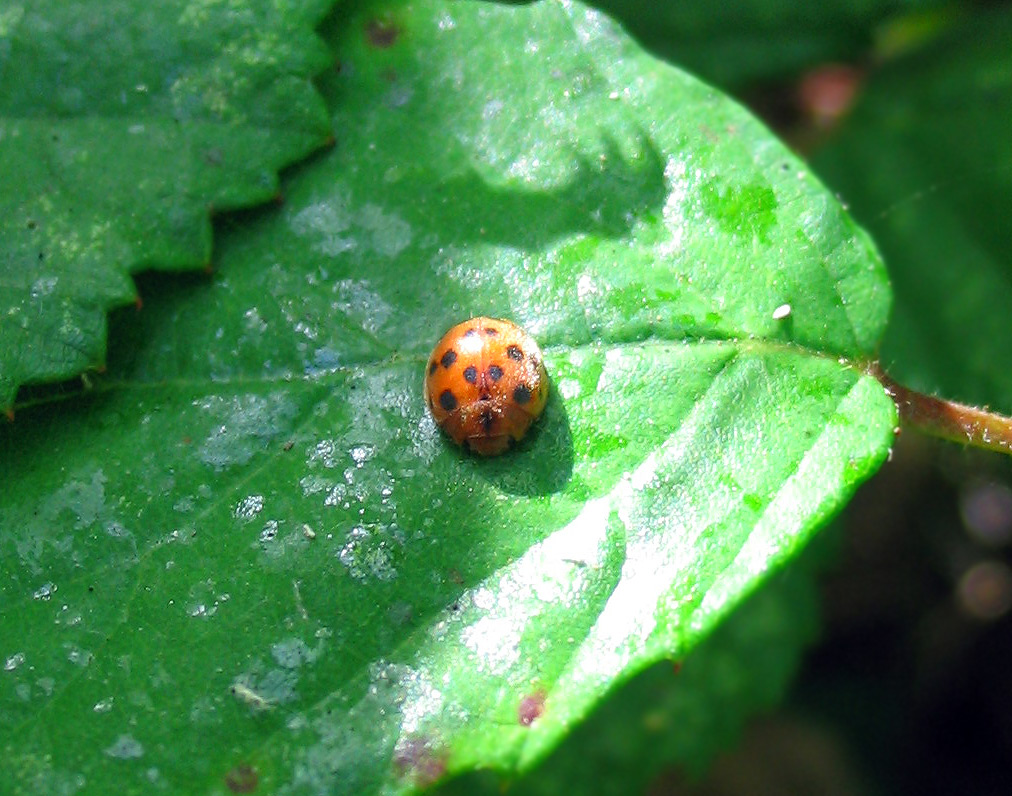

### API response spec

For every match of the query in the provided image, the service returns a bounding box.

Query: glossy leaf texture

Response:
[434,545,826,795]
[814,6,1012,412]
[0,0,334,409]
[0,1,896,793]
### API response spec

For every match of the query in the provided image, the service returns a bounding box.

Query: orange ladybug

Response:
[424,317,549,456]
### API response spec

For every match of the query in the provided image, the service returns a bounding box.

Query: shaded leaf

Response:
[0,0,334,408]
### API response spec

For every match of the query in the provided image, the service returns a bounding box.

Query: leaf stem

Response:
[871,365,1012,455]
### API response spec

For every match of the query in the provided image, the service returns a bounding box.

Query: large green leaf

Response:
[0,0,334,409]
[813,7,1012,412]
[1,0,895,793]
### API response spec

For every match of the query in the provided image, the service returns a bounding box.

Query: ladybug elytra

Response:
[424,317,548,455]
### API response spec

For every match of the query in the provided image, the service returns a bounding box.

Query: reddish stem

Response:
[872,366,1012,455]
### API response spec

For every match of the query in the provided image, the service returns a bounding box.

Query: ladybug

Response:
[424,317,549,456]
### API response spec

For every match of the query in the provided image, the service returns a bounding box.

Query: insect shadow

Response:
[472,380,573,497]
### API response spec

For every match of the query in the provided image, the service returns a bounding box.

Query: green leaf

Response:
[0,0,335,409]
[435,547,825,795]
[1,0,895,793]
[813,7,1012,412]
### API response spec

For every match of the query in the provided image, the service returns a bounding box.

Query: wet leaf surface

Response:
[1,1,895,793]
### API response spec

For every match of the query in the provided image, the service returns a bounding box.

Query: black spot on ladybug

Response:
[480,411,495,432]
[428,361,438,375]
[513,385,532,404]
[463,365,477,383]
[487,365,503,382]
[440,350,457,369]
[463,328,478,337]
[485,327,498,336]
[365,18,400,48]
[507,345,523,361]
[439,390,458,411]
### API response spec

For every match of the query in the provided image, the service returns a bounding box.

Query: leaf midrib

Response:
[11,333,874,415]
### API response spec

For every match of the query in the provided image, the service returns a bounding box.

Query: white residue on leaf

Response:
[104,735,144,759]
[290,187,412,260]
[349,444,376,466]
[291,196,356,257]
[234,494,264,521]
[243,307,268,332]
[398,668,443,734]
[196,392,297,471]
[338,525,401,582]
[30,276,58,297]
[93,697,115,713]
[184,576,230,620]
[32,582,57,601]
[299,474,331,497]
[232,666,298,712]
[482,98,503,119]
[65,645,93,668]
[271,638,318,670]
[307,439,339,469]
[331,279,393,334]
[362,202,412,256]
